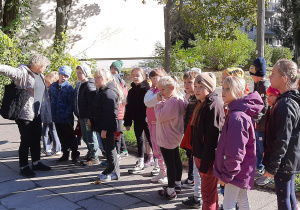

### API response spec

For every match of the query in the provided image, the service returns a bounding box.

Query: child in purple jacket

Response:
[213,76,264,209]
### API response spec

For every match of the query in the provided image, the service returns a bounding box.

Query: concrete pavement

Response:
[0,116,280,209]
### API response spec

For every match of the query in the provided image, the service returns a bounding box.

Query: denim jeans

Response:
[96,132,104,154]
[274,172,297,210]
[42,122,61,152]
[79,118,99,159]
[193,157,202,198]
[255,131,265,170]
[223,183,250,210]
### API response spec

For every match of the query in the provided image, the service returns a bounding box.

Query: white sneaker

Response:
[151,170,166,182]
[157,176,168,184]
[111,172,118,180]
[128,158,145,174]
[98,174,112,182]
[151,159,160,176]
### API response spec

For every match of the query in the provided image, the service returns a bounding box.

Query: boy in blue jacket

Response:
[49,66,80,163]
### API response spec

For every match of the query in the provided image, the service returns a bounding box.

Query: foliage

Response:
[270,46,294,66]
[138,42,164,69]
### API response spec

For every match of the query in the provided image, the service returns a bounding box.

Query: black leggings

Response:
[116,120,127,154]
[160,146,182,188]
[134,120,152,158]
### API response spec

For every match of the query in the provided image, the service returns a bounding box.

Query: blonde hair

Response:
[183,68,201,79]
[131,67,146,80]
[223,76,246,99]
[45,71,59,84]
[276,59,298,90]
[94,68,124,102]
[158,76,182,96]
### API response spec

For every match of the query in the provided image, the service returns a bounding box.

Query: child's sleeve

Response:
[66,86,75,117]
[255,83,269,123]
[123,90,132,127]
[101,90,118,131]
[199,106,224,174]
[219,116,250,183]
[87,81,97,117]
[155,99,178,122]
[144,89,159,108]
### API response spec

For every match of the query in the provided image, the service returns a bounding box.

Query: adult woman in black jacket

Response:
[263,59,300,210]
[89,69,123,182]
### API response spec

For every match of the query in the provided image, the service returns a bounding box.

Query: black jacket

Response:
[76,78,96,119]
[263,89,300,175]
[90,81,119,133]
[124,80,150,127]
[191,92,225,174]
[253,79,270,131]
[184,94,197,132]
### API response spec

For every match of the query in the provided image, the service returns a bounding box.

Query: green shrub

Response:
[270,46,294,66]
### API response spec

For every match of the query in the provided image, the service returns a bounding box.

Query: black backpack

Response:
[0,80,31,120]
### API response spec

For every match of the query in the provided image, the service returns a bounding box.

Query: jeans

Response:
[223,183,250,210]
[42,122,61,152]
[101,131,120,178]
[274,172,297,210]
[96,132,104,154]
[79,118,99,159]
[255,131,265,170]
[193,157,202,198]
[160,146,182,188]
[15,116,42,167]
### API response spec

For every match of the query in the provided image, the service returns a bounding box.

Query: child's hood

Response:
[228,91,264,117]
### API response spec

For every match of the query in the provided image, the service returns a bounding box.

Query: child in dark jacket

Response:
[90,69,123,182]
[75,64,99,166]
[124,68,152,174]
[249,58,270,177]
[263,59,300,210]
[110,60,128,159]
[213,76,264,209]
[190,72,225,210]
[49,66,80,163]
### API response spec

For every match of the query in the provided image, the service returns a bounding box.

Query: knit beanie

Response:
[110,60,123,74]
[77,64,91,77]
[195,72,216,93]
[223,67,244,78]
[249,57,267,77]
[59,66,72,78]
[266,86,280,98]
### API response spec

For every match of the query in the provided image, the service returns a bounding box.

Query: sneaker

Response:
[144,155,155,168]
[20,166,36,178]
[80,158,100,166]
[158,188,177,200]
[128,163,145,174]
[46,151,53,156]
[163,184,181,193]
[98,174,112,182]
[256,176,273,186]
[151,167,160,176]
[182,196,202,209]
[151,170,166,182]
[120,150,129,157]
[56,155,69,162]
[255,169,264,180]
[181,178,194,188]
[111,172,118,180]
[157,176,168,184]
[52,151,62,156]
[32,162,51,171]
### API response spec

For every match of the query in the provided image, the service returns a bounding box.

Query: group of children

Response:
[42,58,300,210]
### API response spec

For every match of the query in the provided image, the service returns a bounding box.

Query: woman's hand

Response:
[157,92,162,101]
[101,130,107,139]
[263,171,274,178]
[126,126,131,131]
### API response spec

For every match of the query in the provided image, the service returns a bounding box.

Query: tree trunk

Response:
[164,0,176,73]
[292,0,300,59]
[256,0,265,57]
[54,0,72,50]
[2,0,19,35]
[0,0,3,27]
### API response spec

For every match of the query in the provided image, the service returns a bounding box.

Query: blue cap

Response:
[59,66,72,78]
[249,57,267,77]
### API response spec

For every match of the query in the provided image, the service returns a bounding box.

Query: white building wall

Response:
[31,0,165,68]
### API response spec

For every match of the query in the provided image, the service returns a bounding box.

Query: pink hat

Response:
[266,86,280,98]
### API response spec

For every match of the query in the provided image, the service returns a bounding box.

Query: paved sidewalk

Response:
[0,116,280,209]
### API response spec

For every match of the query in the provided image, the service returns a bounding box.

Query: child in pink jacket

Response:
[155,76,186,200]
[144,68,167,183]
